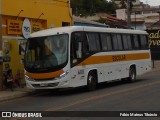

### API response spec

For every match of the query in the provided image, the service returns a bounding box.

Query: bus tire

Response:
[87,72,97,91]
[128,67,136,82]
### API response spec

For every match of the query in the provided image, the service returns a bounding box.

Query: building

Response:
[132,8,160,28]
[131,20,146,30]
[0,0,73,90]
[113,0,149,8]
[116,8,160,29]
[114,0,160,29]
[101,15,127,28]
[150,20,160,29]
[76,13,128,28]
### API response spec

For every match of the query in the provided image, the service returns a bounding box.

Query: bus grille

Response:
[32,82,59,88]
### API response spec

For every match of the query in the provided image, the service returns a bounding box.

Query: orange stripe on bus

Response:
[26,69,64,80]
[78,53,150,66]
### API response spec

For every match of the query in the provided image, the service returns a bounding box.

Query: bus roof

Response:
[29,26,148,38]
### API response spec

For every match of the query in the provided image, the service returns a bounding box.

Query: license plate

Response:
[40,83,48,87]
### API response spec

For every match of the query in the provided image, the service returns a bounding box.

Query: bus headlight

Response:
[59,71,69,79]
[25,75,34,81]
[25,75,30,81]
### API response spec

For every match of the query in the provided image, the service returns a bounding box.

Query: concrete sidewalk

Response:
[0,87,36,102]
[0,61,159,102]
[152,60,160,70]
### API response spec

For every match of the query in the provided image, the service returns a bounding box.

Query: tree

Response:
[119,0,134,10]
[70,0,118,16]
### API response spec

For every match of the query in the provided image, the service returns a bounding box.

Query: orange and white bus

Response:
[24,26,151,90]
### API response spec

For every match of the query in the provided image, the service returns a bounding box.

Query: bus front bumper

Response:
[25,74,70,89]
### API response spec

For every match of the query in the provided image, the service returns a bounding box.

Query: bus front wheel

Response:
[87,72,97,91]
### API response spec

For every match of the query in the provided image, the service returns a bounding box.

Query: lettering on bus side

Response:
[112,55,126,62]
[78,70,84,75]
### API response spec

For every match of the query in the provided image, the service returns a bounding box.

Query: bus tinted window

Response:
[140,35,148,49]
[100,33,112,51]
[122,34,129,50]
[133,34,140,49]
[112,34,118,50]
[87,32,100,51]
[127,35,132,49]
[117,34,123,50]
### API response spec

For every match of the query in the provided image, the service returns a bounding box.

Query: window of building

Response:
[143,11,151,14]
[62,22,70,26]
[152,10,159,13]
[136,11,142,14]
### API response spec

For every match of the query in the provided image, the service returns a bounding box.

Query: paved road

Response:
[0,70,160,120]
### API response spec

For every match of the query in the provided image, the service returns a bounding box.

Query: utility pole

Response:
[135,12,136,29]
[127,0,131,29]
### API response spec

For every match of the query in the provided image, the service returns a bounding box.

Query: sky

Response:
[140,0,160,6]
[107,0,160,6]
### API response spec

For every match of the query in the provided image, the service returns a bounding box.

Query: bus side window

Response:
[122,34,129,50]
[126,34,132,50]
[112,34,118,50]
[100,33,112,51]
[87,32,100,52]
[133,34,140,49]
[117,34,123,50]
[140,35,148,49]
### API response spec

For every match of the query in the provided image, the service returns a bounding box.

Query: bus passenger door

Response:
[70,41,85,87]
[70,32,88,87]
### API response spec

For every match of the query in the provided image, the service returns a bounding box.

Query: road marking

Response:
[45,80,160,111]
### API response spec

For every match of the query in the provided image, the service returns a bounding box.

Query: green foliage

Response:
[70,0,118,17]
[94,18,107,24]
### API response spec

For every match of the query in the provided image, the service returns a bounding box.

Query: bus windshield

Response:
[25,34,68,73]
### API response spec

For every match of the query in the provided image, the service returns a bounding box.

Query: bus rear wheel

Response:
[128,67,136,82]
[87,72,97,91]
